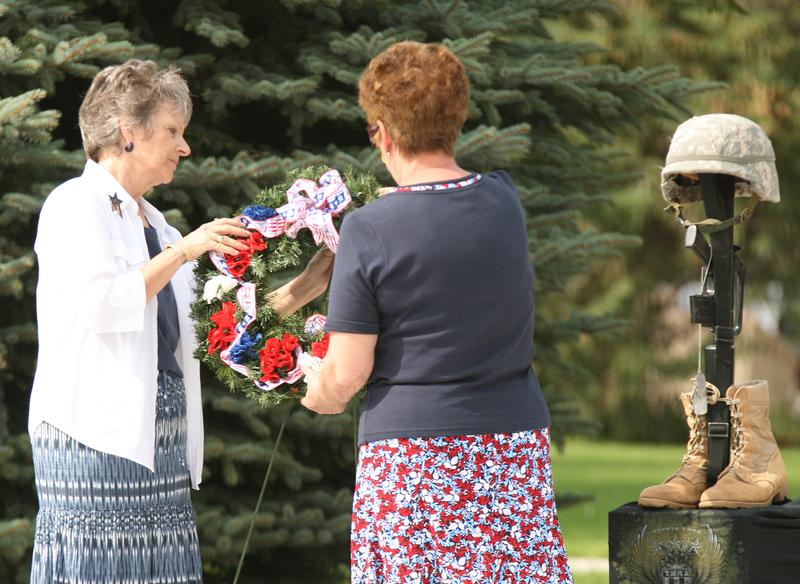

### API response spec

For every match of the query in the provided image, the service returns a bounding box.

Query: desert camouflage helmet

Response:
[661,114,779,204]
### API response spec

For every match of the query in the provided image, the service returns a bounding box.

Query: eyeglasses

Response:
[366,123,379,144]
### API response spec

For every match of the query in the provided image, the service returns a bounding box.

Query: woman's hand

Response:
[299,359,347,414]
[300,332,376,415]
[301,387,347,414]
[268,249,334,318]
[170,218,251,261]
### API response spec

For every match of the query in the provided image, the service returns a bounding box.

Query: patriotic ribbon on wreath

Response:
[304,313,327,335]
[275,169,352,251]
[209,169,351,278]
[219,283,258,377]
[220,283,304,391]
[295,313,328,378]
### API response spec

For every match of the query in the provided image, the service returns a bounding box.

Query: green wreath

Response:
[190,166,380,408]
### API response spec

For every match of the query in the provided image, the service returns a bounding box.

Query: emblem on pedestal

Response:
[626,524,725,584]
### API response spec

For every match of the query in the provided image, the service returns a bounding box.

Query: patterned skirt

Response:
[351,429,573,584]
[30,371,202,584]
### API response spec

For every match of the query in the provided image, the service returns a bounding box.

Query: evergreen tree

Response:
[1,0,705,581]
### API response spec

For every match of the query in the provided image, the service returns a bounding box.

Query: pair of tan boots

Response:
[639,379,788,509]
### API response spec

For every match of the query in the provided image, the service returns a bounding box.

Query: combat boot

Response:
[638,391,708,509]
[699,379,788,509]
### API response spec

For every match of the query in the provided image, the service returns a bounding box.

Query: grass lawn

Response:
[552,440,800,562]
[571,574,607,584]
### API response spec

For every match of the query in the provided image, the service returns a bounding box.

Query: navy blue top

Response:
[143,226,182,378]
[326,171,550,444]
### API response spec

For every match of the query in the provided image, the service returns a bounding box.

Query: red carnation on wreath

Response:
[224,250,251,279]
[258,333,299,383]
[224,231,267,278]
[310,333,330,359]
[245,231,267,252]
[207,301,237,355]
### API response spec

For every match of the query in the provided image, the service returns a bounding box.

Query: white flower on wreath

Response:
[202,274,239,303]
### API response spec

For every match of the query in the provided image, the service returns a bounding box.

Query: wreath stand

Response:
[608,175,800,583]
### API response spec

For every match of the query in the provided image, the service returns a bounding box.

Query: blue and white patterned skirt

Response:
[30,371,202,584]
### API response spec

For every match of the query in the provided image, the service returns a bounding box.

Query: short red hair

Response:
[358,41,469,157]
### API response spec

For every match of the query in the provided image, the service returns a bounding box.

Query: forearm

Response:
[301,332,376,414]
[313,358,363,411]
[140,246,187,301]
[139,217,250,301]
[268,276,327,318]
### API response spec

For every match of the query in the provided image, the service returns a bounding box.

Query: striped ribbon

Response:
[243,168,351,252]
[304,313,327,335]
[209,169,351,278]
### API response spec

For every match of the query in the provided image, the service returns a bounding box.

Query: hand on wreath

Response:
[170,218,251,262]
[268,249,334,318]
[301,388,347,415]
[145,218,250,302]
[298,357,343,414]
[300,363,347,415]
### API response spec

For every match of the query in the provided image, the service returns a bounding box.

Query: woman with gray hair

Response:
[28,59,331,583]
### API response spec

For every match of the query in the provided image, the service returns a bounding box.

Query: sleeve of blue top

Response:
[325,212,382,334]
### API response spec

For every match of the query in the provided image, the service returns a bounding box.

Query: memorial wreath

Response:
[190,166,380,407]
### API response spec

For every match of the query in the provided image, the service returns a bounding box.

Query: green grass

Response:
[572,573,608,584]
[552,440,685,558]
[552,440,800,563]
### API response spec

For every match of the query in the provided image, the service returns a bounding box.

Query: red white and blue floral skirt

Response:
[351,428,573,583]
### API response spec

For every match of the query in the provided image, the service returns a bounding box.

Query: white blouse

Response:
[29,160,204,489]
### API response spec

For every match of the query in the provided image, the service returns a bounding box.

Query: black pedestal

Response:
[609,500,800,584]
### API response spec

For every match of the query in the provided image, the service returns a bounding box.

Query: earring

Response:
[124,142,134,153]
[381,151,390,165]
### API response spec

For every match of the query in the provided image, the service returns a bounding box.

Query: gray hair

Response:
[78,59,192,161]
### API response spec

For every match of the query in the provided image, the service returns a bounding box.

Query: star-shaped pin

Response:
[109,193,123,217]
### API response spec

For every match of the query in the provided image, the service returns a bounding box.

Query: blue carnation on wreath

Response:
[228,331,262,364]
[242,205,278,221]
[190,166,381,408]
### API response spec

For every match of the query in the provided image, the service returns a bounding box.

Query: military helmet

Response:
[661,114,779,204]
